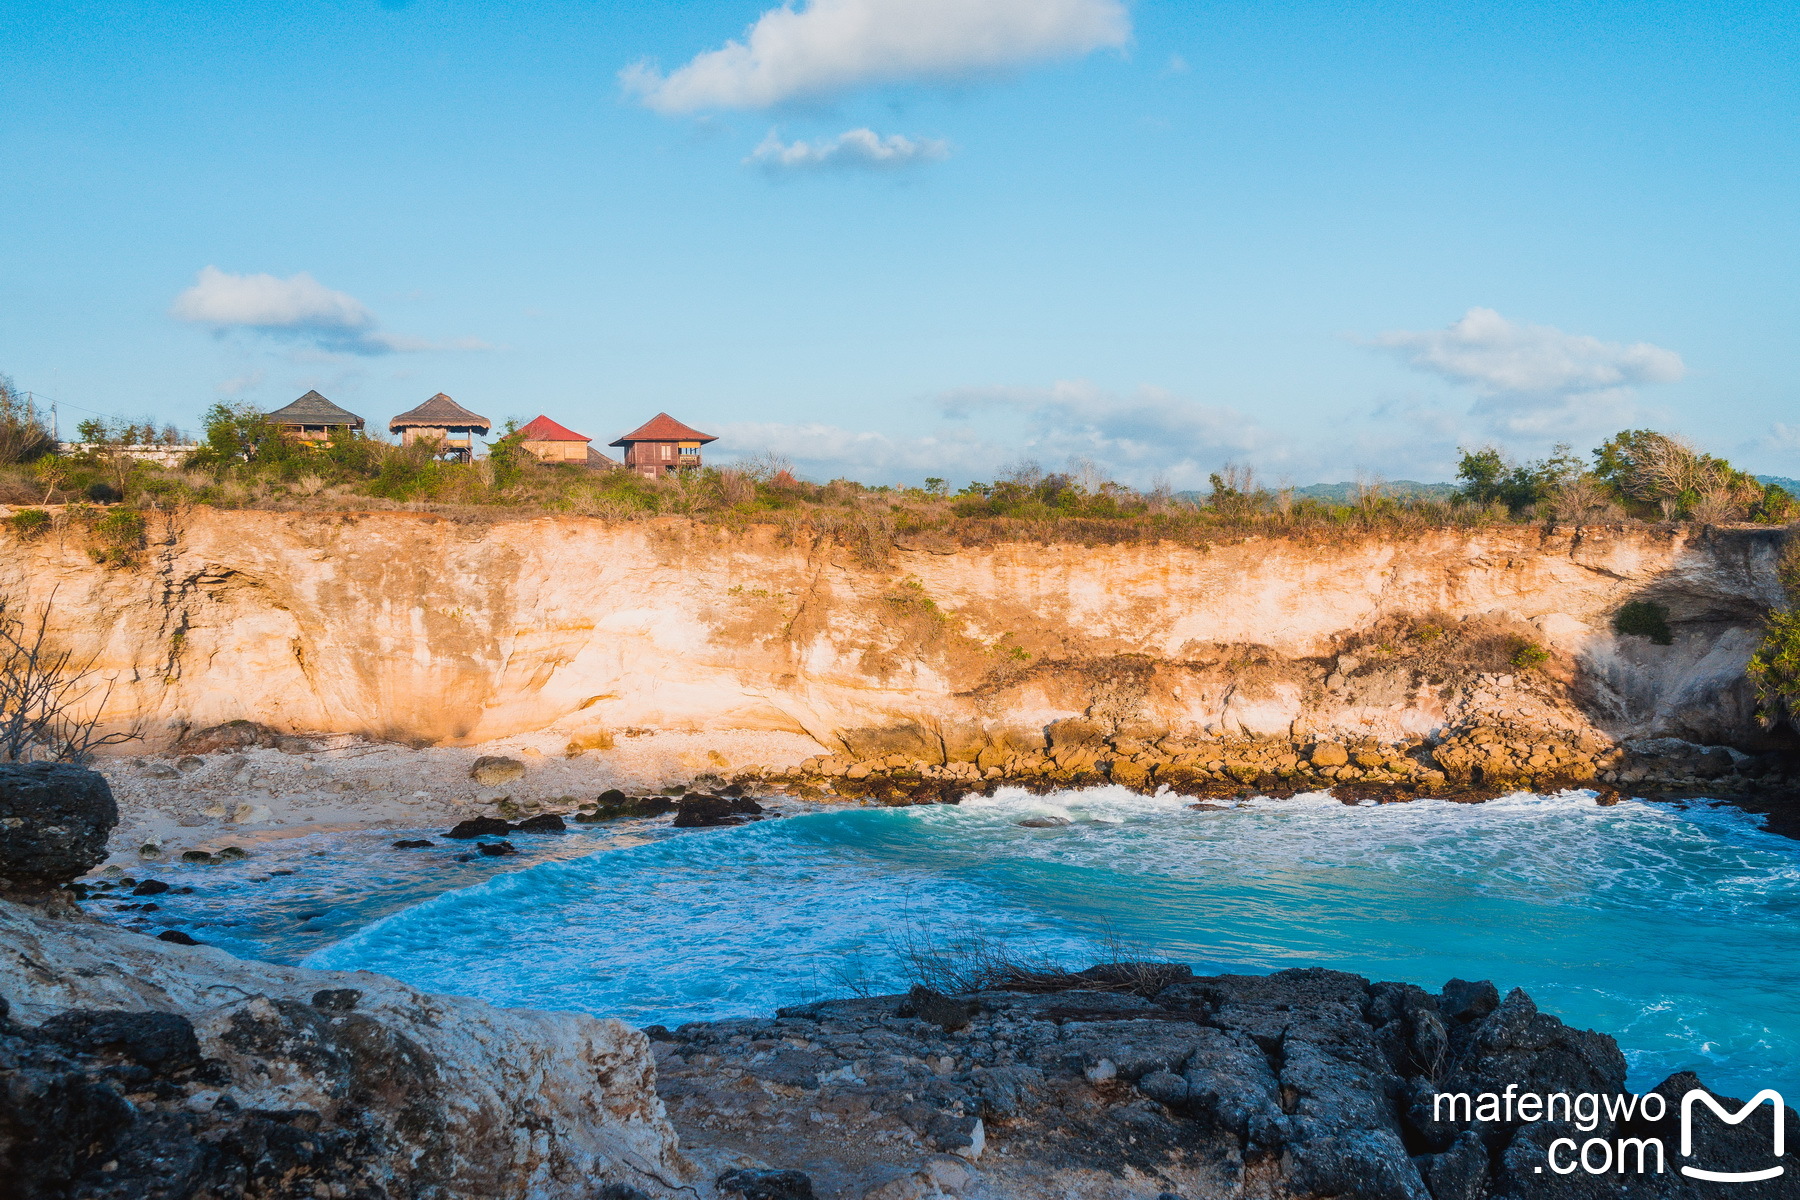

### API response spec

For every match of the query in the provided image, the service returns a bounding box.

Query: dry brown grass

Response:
[893,923,1187,999]
[1337,611,1553,685]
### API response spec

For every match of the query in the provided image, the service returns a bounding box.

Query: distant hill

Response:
[1171,480,1458,504]
[1168,477,1797,506]
[1290,480,1460,502]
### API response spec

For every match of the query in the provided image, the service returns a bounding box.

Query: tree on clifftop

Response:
[0,376,54,465]
[1455,443,1583,514]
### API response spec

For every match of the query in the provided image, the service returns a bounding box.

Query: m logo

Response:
[1681,1088,1786,1183]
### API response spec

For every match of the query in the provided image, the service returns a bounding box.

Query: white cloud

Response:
[714,420,998,480]
[173,266,373,333]
[1757,423,1800,455]
[747,127,949,170]
[940,381,1269,472]
[171,266,483,357]
[214,369,266,396]
[1371,307,1685,434]
[713,381,1276,488]
[622,0,1130,112]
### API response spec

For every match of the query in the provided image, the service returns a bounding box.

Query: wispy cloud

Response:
[713,381,1276,488]
[1371,307,1685,435]
[939,381,1269,471]
[622,0,1129,112]
[1755,423,1800,457]
[214,369,266,396]
[747,127,950,170]
[171,266,486,357]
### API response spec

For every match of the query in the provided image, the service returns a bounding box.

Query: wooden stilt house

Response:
[266,391,365,443]
[609,413,718,478]
[389,393,491,461]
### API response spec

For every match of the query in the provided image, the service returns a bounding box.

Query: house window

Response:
[660,444,672,460]
[679,443,699,457]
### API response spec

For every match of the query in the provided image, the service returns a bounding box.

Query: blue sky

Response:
[1,0,1795,487]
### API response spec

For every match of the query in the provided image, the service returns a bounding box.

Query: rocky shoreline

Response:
[0,762,688,1200]
[7,762,1800,1198]
[66,702,1800,879]
[723,723,1799,828]
[656,967,1800,1200]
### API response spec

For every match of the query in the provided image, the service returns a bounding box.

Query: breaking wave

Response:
[290,787,1800,1098]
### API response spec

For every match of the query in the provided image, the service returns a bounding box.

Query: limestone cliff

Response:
[1,510,1786,755]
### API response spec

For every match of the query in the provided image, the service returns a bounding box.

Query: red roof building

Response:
[609,413,718,478]
[517,415,593,464]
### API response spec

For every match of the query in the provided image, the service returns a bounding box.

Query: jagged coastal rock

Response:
[3,764,1795,1197]
[658,969,1800,1200]
[0,763,688,1200]
[0,763,118,891]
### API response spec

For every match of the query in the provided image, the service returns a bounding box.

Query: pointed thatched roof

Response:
[609,412,716,447]
[388,393,491,434]
[266,390,364,429]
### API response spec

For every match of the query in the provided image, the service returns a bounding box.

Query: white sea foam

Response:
[87,788,1800,1100]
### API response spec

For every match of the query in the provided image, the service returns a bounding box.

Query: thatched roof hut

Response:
[388,393,492,460]
[388,393,491,437]
[266,391,365,441]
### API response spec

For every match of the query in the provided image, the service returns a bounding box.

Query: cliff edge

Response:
[0,512,1788,759]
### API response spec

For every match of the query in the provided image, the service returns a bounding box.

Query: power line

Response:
[18,390,198,444]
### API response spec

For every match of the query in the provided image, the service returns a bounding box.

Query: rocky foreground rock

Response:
[0,762,689,1199]
[656,968,1800,1199]
[5,763,1795,1198]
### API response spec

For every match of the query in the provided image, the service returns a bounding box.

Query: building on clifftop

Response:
[609,413,717,478]
[388,393,491,461]
[516,414,616,469]
[265,391,365,443]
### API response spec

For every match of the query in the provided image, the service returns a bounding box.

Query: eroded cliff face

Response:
[1,510,1786,755]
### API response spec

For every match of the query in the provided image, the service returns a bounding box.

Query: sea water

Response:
[94,788,1800,1099]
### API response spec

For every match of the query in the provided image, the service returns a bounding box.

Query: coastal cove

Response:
[83,785,1800,1104]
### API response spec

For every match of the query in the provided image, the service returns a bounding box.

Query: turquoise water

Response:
[96,787,1800,1099]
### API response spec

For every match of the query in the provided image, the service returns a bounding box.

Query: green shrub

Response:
[1752,483,1798,524]
[1612,600,1673,645]
[87,507,147,567]
[1749,607,1800,723]
[1507,638,1550,670]
[7,507,51,540]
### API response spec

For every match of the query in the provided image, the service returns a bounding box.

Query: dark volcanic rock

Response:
[671,794,765,827]
[0,999,406,1200]
[444,816,513,839]
[514,813,566,833]
[717,1167,816,1199]
[0,898,683,1199]
[905,985,980,1031]
[0,763,118,891]
[582,794,680,822]
[155,930,200,945]
[1440,976,1501,1023]
[1077,960,1195,996]
[39,1009,204,1072]
[131,879,171,896]
[656,966,1777,1199]
[392,838,434,849]
[476,841,516,857]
